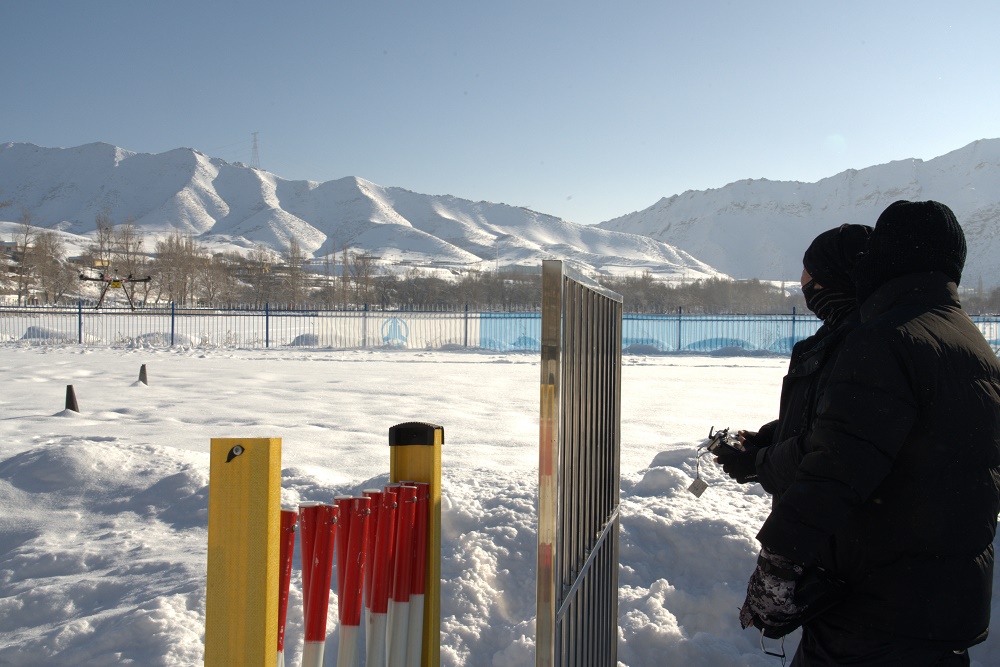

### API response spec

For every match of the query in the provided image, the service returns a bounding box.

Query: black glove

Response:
[716,440,761,483]
[739,547,806,638]
[740,426,773,449]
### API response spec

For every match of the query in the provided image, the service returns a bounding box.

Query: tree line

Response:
[5,209,1000,314]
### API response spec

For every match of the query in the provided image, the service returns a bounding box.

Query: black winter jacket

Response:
[757,272,1000,649]
[756,311,860,498]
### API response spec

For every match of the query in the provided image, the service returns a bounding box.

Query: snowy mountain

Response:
[0,142,722,282]
[598,139,1000,289]
[4,139,998,289]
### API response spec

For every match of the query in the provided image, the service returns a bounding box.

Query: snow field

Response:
[0,346,997,666]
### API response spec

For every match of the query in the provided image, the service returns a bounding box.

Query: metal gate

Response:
[537,260,623,667]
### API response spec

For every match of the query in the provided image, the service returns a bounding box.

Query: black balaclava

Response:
[801,223,872,325]
[853,200,966,303]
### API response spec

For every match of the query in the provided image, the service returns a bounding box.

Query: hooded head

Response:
[800,223,872,323]
[802,223,872,295]
[853,200,966,302]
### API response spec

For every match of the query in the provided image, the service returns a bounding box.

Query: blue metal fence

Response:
[3,303,999,354]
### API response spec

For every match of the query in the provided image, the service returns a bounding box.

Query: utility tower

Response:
[251,132,261,170]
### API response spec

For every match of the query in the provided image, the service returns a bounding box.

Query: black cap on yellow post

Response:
[389,422,442,667]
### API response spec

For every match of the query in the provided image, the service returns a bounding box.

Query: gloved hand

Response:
[739,547,806,638]
[716,439,761,483]
[739,428,772,449]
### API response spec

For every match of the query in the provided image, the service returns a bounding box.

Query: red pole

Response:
[387,484,417,667]
[391,485,417,605]
[410,483,429,600]
[338,496,371,667]
[277,509,298,667]
[406,482,430,667]
[335,496,353,608]
[367,488,398,667]
[298,503,319,627]
[383,484,402,597]
[301,503,338,667]
[362,489,382,619]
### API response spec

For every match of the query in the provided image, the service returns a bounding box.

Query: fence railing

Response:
[3,303,999,354]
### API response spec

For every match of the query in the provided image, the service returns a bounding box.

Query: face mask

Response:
[803,279,855,325]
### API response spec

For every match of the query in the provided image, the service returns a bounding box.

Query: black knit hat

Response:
[802,223,872,295]
[853,200,966,299]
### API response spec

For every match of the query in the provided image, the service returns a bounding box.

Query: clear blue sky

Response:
[4,1,999,225]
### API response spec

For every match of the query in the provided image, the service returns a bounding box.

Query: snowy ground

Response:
[0,345,998,667]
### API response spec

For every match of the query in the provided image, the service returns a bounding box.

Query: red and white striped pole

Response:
[366,487,398,667]
[386,484,417,667]
[336,496,371,667]
[301,503,338,667]
[277,509,298,667]
[363,489,382,628]
[406,483,429,667]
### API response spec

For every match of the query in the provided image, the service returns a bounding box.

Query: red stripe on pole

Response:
[362,489,382,613]
[390,485,417,604]
[340,496,370,627]
[277,509,298,652]
[383,485,401,598]
[370,488,398,615]
[410,483,429,597]
[298,503,320,623]
[335,496,353,606]
[303,503,337,643]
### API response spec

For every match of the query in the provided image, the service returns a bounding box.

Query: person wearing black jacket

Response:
[718,223,872,496]
[740,200,1000,666]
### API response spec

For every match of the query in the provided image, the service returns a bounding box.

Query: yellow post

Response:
[389,422,443,667]
[204,438,282,667]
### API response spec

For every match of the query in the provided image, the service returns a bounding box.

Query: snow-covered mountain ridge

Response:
[0,142,721,282]
[598,139,1000,289]
[2,139,999,288]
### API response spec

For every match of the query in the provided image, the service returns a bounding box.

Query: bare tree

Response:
[350,251,375,304]
[112,216,146,276]
[152,231,203,304]
[341,244,350,306]
[33,231,76,303]
[243,245,278,308]
[12,209,36,305]
[315,246,339,307]
[111,216,153,304]
[279,236,308,307]
[89,208,115,271]
[201,253,242,306]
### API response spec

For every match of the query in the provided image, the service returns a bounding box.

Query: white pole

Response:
[405,593,424,667]
[366,611,388,667]
[386,598,410,667]
[302,641,325,667]
[338,624,361,667]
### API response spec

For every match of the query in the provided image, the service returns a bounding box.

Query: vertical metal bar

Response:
[537,260,563,667]
[677,305,682,351]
